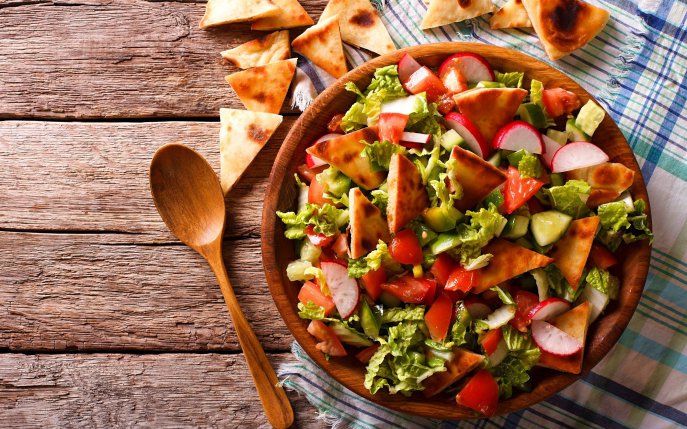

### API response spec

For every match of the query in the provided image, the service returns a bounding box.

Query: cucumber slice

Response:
[441,129,465,152]
[476,81,505,89]
[575,100,605,137]
[566,118,590,142]
[549,172,565,186]
[531,210,572,246]
[359,300,381,339]
[517,103,547,129]
[328,321,373,347]
[379,291,402,308]
[546,128,568,145]
[429,233,462,255]
[487,151,502,167]
[501,214,530,239]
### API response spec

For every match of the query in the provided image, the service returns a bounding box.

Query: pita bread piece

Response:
[537,301,591,374]
[521,0,610,60]
[291,15,347,78]
[550,216,600,289]
[423,348,484,397]
[474,239,553,293]
[306,127,385,190]
[221,30,290,69]
[567,162,634,207]
[252,0,314,30]
[421,0,496,30]
[199,0,280,29]
[225,58,297,114]
[453,87,527,143]
[219,108,283,194]
[490,0,532,29]
[319,0,396,55]
[450,146,507,211]
[387,153,428,234]
[349,187,391,259]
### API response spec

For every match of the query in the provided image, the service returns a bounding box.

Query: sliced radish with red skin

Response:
[306,133,340,168]
[398,53,422,84]
[438,52,495,82]
[527,297,571,321]
[492,121,544,154]
[541,134,564,169]
[531,320,583,356]
[400,131,431,144]
[551,142,610,173]
[464,297,493,319]
[444,112,490,158]
[320,261,359,318]
[441,67,468,94]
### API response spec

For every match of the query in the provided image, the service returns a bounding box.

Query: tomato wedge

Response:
[480,328,503,355]
[361,267,386,301]
[503,166,544,214]
[456,369,499,417]
[307,320,347,357]
[378,112,408,145]
[510,290,539,332]
[445,266,480,293]
[589,243,618,269]
[308,174,335,206]
[425,292,454,341]
[355,344,380,364]
[331,233,349,259]
[305,225,335,247]
[298,281,336,316]
[380,274,434,304]
[542,88,581,118]
[430,253,458,287]
[389,229,424,265]
[403,66,447,103]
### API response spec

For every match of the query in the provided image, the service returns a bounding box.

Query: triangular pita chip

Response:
[306,127,384,190]
[453,88,528,143]
[219,108,283,194]
[490,0,532,29]
[423,348,484,398]
[221,31,290,69]
[225,58,297,114]
[521,0,610,60]
[349,188,391,259]
[199,0,280,29]
[387,153,428,234]
[450,146,507,211]
[551,216,600,289]
[252,0,314,30]
[537,301,591,374]
[292,15,348,78]
[567,162,635,207]
[319,0,396,55]
[474,239,553,293]
[421,0,496,29]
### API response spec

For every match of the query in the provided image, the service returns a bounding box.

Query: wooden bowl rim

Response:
[261,42,651,419]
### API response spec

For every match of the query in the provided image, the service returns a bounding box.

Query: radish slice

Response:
[487,339,508,368]
[551,142,610,173]
[580,285,609,323]
[527,297,571,321]
[492,121,544,154]
[541,134,564,169]
[380,94,424,116]
[398,53,422,84]
[307,133,340,168]
[438,52,495,82]
[531,320,583,356]
[321,261,359,319]
[444,112,490,158]
[400,131,431,144]
[464,298,492,319]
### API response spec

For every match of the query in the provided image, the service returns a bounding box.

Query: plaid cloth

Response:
[281,0,687,427]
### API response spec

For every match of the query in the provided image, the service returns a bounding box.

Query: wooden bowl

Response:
[261,42,651,419]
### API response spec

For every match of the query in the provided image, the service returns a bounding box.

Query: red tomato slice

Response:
[307,320,347,357]
[361,268,386,301]
[331,233,349,259]
[445,266,481,293]
[378,113,409,145]
[542,88,582,118]
[480,328,503,356]
[305,225,335,247]
[589,243,618,269]
[422,277,437,306]
[430,253,458,287]
[456,369,499,417]
[526,195,545,215]
[509,290,539,332]
[441,67,468,95]
[298,281,336,316]
[504,166,544,214]
[403,66,447,103]
[436,93,456,115]
[425,292,454,341]
[389,229,424,265]
[355,344,380,364]
[380,273,433,304]
[296,164,326,184]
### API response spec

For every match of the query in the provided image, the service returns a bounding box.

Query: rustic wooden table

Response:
[0,1,329,427]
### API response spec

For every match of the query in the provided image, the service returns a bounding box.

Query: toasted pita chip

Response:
[199,0,280,29]
[349,188,391,258]
[221,31,290,69]
[490,0,532,29]
[537,301,591,374]
[421,0,496,29]
[551,216,600,289]
[521,0,609,60]
[225,58,297,114]
[450,146,507,211]
[319,0,396,55]
[306,127,384,190]
[423,348,484,397]
[292,15,347,78]
[387,154,428,234]
[567,163,635,207]
[219,108,283,194]
[475,239,553,293]
[252,0,314,30]
[453,88,528,143]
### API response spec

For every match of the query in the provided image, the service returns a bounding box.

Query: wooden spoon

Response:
[149,143,294,429]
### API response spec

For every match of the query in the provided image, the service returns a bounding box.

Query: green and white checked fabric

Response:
[282,0,687,427]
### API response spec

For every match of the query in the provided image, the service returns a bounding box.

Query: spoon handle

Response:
[209,257,294,429]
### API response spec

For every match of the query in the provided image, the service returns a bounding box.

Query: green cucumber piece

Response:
[476,81,505,88]
[423,206,463,232]
[359,300,381,339]
[501,214,530,239]
[486,151,502,167]
[441,129,465,152]
[549,172,566,186]
[328,321,373,347]
[575,100,605,137]
[566,118,590,142]
[517,103,547,129]
[546,128,568,145]
[429,233,462,255]
[412,222,438,246]
[531,210,572,246]
[379,291,402,308]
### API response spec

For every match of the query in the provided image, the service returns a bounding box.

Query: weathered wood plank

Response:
[0,352,324,428]
[0,231,300,352]
[0,0,327,119]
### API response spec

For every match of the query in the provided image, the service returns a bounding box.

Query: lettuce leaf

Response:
[547,180,591,219]
[361,140,406,172]
[585,267,620,299]
[449,204,506,265]
[518,153,543,179]
[348,240,399,278]
[597,198,653,251]
[491,325,541,398]
[380,305,426,324]
[370,189,389,212]
[277,203,347,239]
[490,286,515,305]
[297,301,326,320]
[496,71,524,88]
[450,303,472,347]
[598,201,631,231]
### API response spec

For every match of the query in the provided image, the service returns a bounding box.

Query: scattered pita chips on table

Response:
[225,58,297,114]
[349,188,391,259]
[219,108,283,194]
[387,153,429,234]
[220,30,290,69]
[521,0,610,60]
[421,0,496,30]
[474,239,553,293]
[449,146,507,211]
[199,0,281,29]
[537,301,591,374]
[252,0,314,30]
[550,216,600,289]
[453,87,528,143]
[490,0,532,29]
[319,0,396,55]
[567,163,635,207]
[291,15,348,78]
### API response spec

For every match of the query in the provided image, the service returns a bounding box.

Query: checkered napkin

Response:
[280,1,687,427]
